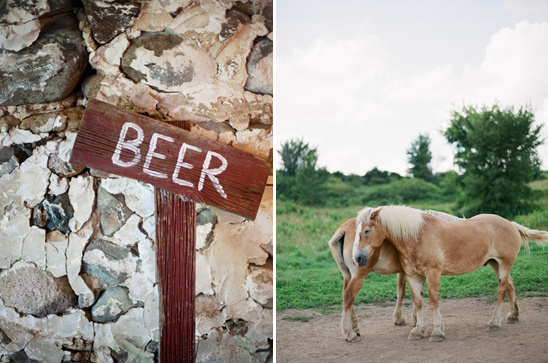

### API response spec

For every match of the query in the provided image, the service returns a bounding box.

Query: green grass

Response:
[276,200,548,313]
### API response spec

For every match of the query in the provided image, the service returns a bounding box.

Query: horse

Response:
[329,210,464,342]
[352,205,548,342]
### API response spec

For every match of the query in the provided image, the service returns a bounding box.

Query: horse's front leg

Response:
[426,271,445,342]
[342,272,367,342]
[406,275,428,340]
[392,272,407,325]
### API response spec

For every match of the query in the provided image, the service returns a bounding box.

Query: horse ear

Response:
[370,208,382,223]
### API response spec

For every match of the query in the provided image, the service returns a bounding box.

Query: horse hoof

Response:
[506,317,518,324]
[487,325,501,332]
[394,319,407,326]
[430,335,444,342]
[408,326,427,340]
[345,331,360,343]
[408,333,423,340]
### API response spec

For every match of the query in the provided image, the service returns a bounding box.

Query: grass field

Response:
[276,199,548,313]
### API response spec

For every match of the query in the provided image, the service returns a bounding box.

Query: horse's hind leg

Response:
[488,262,511,331]
[506,275,519,324]
[392,272,407,326]
[487,261,518,326]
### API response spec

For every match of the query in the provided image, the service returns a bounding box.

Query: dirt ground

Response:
[276,296,548,363]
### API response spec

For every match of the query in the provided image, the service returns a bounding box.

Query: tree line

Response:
[277,104,545,218]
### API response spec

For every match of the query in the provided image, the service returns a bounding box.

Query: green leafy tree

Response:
[444,104,543,217]
[277,139,327,205]
[407,134,434,182]
[278,138,309,176]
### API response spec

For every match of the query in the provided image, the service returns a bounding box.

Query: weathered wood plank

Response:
[70,99,270,220]
[156,189,195,362]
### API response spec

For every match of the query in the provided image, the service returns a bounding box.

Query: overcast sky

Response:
[276,0,548,176]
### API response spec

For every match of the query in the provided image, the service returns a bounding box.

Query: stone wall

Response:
[0,0,272,362]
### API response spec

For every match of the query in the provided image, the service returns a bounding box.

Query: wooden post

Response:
[156,189,196,361]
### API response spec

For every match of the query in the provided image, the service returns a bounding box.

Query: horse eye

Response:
[364,228,372,236]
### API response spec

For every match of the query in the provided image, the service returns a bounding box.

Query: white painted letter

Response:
[143,133,174,179]
[172,143,202,187]
[198,151,228,198]
[112,122,144,168]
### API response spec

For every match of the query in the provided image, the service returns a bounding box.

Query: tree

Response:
[277,138,327,205]
[407,134,434,181]
[278,138,309,176]
[444,104,543,217]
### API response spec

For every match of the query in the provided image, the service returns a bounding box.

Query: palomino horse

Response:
[353,205,548,342]
[329,210,463,342]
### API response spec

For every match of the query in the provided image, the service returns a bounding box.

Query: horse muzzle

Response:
[354,250,368,267]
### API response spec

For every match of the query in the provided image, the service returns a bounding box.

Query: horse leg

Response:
[488,262,511,331]
[505,275,519,324]
[342,273,366,342]
[406,275,428,340]
[392,272,407,326]
[426,271,445,342]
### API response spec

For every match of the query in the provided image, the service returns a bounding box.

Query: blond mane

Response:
[356,205,425,241]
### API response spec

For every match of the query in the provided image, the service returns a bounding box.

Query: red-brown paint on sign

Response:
[70,99,270,220]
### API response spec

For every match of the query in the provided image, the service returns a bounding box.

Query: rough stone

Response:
[82,0,140,44]
[195,251,214,295]
[110,213,147,246]
[91,286,133,323]
[61,107,84,132]
[0,115,20,132]
[197,208,218,226]
[19,112,67,133]
[68,175,95,232]
[0,262,76,317]
[121,32,217,93]
[215,15,268,85]
[0,0,74,24]
[110,308,154,361]
[32,192,74,234]
[48,173,69,195]
[246,262,273,308]
[89,32,130,76]
[0,20,41,52]
[195,294,225,335]
[97,186,132,236]
[47,152,85,178]
[143,290,160,341]
[66,215,96,307]
[0,152,18,178]
[133,0,173,32]
[21,226,46,269]
[196,328,254,363]
[0,208,28,268]
[14,144,51,208]
[45,231,68,277]
[0,15,88,106]
[25,338,64,363]
[245,38,273,95]
[82,238,138,285]
[100,178,155,218]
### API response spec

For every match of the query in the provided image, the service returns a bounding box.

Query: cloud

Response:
[277,20,548,175]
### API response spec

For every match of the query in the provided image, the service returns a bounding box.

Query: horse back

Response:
[419,214,522,275]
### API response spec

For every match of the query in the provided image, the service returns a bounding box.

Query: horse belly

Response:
[440,246,491,275]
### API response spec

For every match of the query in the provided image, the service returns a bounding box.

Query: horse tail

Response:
[328,227,351,288]
[511,222,548,253]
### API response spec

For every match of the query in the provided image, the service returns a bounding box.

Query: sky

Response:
[276,0,548,176]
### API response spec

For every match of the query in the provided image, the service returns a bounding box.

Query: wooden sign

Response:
[70,99,270,220]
